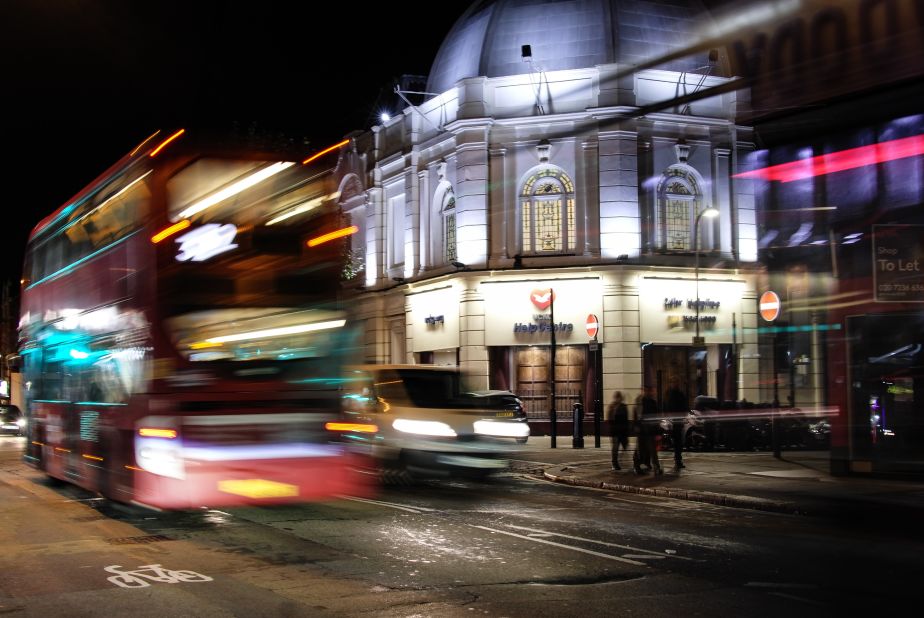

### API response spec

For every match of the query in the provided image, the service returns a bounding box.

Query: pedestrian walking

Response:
[664,376,688,469]
[633,385,663,475]
[607,391,629,470]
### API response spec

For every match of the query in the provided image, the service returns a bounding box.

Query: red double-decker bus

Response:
[18,129,369,509]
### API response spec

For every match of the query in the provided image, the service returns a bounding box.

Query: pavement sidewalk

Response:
[512,436,924,525]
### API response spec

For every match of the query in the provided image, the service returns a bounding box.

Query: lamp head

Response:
[702,206,719,218]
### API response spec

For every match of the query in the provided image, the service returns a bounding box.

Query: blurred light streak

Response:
[149,129,186,157]
[203,319,346,344]
[151,219,191,243]
[138,428,178,439]
[392,418,457,437]
[735,134,924,182]
[325,422,379,433]
[175,162,294,220]
[473,420,530,438]
[130,130,161,156]
[307,225,358,247]
[266,191,340,226]
[301,139,349,165]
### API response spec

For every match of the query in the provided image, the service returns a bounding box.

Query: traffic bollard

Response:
[572,402,584,449]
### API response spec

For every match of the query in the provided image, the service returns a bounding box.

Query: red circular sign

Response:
[759,291,781,322]
[586,314,599,338]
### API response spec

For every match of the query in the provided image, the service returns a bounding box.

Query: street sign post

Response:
[759,291,781,322]
[585,314,599,339]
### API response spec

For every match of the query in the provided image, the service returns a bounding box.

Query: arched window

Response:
[657,165,704,251]
[442,188,456,263]
[520,167,575,254]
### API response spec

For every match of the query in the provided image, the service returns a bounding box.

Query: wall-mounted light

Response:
[380,112,391,123]
[392,276,406,283]
[451,261,467,270]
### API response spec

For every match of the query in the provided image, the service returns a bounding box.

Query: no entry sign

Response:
[759,291,781,322]
[586,314,599,338]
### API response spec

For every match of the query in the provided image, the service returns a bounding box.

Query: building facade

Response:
[332,0,768,428]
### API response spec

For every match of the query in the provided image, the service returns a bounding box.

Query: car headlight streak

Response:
[473,420,530,438]
[392,419,457,437]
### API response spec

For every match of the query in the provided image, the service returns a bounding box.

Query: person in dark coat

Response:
[664,376,688,469]
[634,385,663,475]
[607,391,629,470]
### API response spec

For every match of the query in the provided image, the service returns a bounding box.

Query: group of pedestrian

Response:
[607,377,688,475]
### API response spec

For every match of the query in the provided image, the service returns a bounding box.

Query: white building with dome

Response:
[333,0,766,430]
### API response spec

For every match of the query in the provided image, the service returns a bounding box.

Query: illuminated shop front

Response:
[396,271,759,435]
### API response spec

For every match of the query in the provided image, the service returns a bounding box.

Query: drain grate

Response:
[107,534,172,545]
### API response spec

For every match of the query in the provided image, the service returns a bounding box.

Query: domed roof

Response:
[427,0,717,95]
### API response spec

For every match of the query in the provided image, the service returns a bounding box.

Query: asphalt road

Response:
[0,435,918,617]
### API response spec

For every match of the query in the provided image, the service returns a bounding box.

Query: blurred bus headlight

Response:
[473,420,530,438]
[135,421,185,479]
[392,418,457,437]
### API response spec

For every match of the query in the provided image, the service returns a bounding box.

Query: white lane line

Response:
[470,525,646,566]
[605,495,700,509]
[768,592,825,606]
[745,581,818,589]
[336,495,435,514]
[504,524,693,561]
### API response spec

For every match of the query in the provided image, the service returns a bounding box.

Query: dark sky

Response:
[0,0,472,285]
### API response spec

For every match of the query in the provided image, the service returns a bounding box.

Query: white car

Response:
[333,365,529,482]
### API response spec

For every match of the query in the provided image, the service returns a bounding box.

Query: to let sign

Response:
[873,225,924,303]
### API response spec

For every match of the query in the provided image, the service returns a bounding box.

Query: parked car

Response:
[691,397,773,452]
[334,365,529,482]
[461,389,528,443]
[0,404,25,436]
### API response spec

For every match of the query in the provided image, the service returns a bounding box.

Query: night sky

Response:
[0,0,471,286]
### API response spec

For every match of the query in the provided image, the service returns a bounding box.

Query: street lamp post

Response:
[692,206,719,347]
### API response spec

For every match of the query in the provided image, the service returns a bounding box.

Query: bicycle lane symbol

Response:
[104,564,213,589]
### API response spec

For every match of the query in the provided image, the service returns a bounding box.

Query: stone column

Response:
[599,130,640,258]
[458,279,488,390]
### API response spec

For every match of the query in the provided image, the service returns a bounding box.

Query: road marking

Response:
[504,524,692,561]
[336,495,436,514]
[105,564,212,588]
[470,525,646,566]
[745,581,818,589]
[605,495,701,509]
[767,592,825,606]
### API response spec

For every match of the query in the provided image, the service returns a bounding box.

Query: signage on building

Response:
[723,0,924,124]
[873,225,924,303]
[408,287,460,352]
[639,277,746,344]
[529,288,555,310]
[482,278,603,347]
[759,291,781,321]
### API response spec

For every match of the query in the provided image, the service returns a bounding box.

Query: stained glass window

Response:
[443,193,456,263]
[520,168,575,254]
[658,167,701,252]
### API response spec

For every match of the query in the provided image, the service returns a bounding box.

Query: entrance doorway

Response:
[643,345,695,409]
